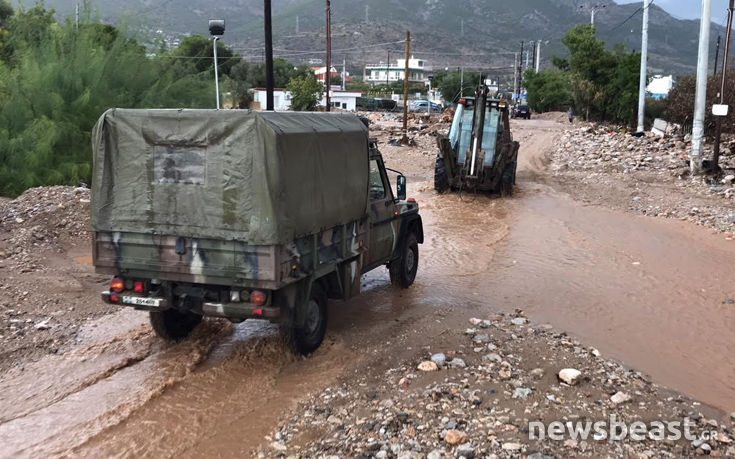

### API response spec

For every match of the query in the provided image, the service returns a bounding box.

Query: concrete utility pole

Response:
[691,0,713,174]
[402,31,411,145]
[365,5,369,23]
[326,0,332,112]
[535,40,542,72]
[580,3,607,25]
[386,50,391,87]
[75,1,80,28]
[296,15,299,34]
[712,0,734,169]
[264,0,275,111]
[513,53,519,102]
[519,41,525,100]
[342,57,346,91]
[637,0,652,133]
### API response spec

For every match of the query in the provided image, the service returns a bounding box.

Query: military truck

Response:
[91,109,423,354]
[434,84,520,195]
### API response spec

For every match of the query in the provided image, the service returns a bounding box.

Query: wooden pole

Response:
[325,0,332,111]
[402,31,411,145]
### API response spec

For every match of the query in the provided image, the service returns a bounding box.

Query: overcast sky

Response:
[615,0,731,24]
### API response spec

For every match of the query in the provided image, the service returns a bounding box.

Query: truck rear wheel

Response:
[390,232,419,288]
[434,157,450,193]
[281,284,328,355]
[149,309,202,341]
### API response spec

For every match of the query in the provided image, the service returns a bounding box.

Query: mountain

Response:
[19,0,726,76]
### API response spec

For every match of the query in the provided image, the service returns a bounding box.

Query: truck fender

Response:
[391,214,424,261]
[275,265,336,328]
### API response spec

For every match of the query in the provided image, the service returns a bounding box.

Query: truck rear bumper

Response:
[101,291,280,320]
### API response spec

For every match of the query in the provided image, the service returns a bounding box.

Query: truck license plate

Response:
[122,296,162,308]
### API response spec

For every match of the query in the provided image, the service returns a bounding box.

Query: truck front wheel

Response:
[390,232,419,288]
[281,284,328,355]
[149,309,202,341]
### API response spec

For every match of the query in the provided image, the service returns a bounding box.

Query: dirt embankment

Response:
[0,186,112,371]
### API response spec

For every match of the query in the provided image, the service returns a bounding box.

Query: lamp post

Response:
[209,20,226,110]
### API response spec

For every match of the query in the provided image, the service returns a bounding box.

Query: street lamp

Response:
[209,19,225,109]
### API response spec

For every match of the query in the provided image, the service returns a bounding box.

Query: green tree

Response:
[523,69,572,113]
[434,71,480,103]
[0,0,13,29]
[169,35,239,77]
[287,74,323,111]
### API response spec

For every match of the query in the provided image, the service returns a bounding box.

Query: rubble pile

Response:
[259,314,734,458]
[0,186,91,271]
[552,125,735,233]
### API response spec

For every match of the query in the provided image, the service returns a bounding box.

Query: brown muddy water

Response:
[2,119,735,457]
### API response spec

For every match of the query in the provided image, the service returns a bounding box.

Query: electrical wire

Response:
[608,0,655,33]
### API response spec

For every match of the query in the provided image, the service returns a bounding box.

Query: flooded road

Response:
[2,119,735,457]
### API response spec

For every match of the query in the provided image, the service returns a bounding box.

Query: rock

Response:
[464,328,477,336]
[417,361,439,372]
[469,318,482,326]
[610,391,632,405]
[444,429,468,446]
[456,443,475,458]
[427,450,443,459]
[270,441,287,452]
[558,368,582,386]
[499,367,512,380]
[511,317,528,326]
[327,415,342,425]
[501,442,522,451]
[449,358,466,368]
[513,387,532,399]
[530,368,545,379]
[431,353,447,367]
[34,320,51,330]
[724,175,735,185]
[483,353,502,363]
[473,334,490,344]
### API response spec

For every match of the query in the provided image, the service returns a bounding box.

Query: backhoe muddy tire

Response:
[390,232,419,288]
[149,309,202,341]
[500,161,517,197]
[281,284,328,355]
[434,156,450,193]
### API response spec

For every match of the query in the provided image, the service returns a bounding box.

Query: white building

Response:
[251,88,361,112]
[365,56,430,85]
[321,90,362,111]
[252,88,292,111]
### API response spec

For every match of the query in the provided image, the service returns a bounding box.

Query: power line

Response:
[608,0,655,33]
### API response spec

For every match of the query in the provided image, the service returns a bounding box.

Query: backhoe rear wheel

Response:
[500,161,517,197]
[149,308,202,341]
[434,156,450,193]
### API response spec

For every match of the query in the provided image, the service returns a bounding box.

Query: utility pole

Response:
[326,0,332,111]
[386,50,391,87]
[75,1,80,28]
[342,57,346,91]
[461,19,464,37]
[460,66,464,98]
[714,35,722,75]
[296,15,300,34]
[712,0,734,170]
[519,41,525,101]
[636,0,652,133]
[264,0,275,111]
[402,31,411,145]
[365,5,369,23]
[535,41,542,72]
[580,3,607,26]
[513,53,519,102]
[691,0,713,174]
[531,41,537,72]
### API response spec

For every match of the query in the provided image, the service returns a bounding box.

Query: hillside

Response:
[22,0,725,76]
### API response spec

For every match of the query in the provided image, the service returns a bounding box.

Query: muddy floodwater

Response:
[2,119,735,457]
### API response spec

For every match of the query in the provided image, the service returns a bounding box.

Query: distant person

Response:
[568,107,575,124]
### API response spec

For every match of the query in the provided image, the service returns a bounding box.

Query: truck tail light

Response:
[250,290,266,306]
[110,294,120,303]
[110,277,124,293]
[133,281,145,293]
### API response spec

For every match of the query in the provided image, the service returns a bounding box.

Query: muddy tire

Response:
[390,232,419,288]
[149,309,202,341]
[434,156,450,193]
[500,161,517,197]
[281,284,328,355]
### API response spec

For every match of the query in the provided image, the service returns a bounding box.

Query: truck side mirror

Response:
[396,175,407,201]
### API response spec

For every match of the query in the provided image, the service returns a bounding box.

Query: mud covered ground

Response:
[2,115,735,457]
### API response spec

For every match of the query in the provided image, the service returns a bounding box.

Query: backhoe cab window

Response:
[369,159,386,200]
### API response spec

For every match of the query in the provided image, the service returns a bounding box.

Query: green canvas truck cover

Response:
[91,109,370,245]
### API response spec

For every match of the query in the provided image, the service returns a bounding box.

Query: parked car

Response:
[512,104,531,119]
[409,100,443,113]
